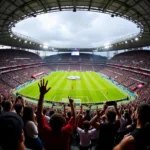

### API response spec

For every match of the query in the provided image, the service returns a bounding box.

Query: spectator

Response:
[0,112,26,150]
[14,104,23,117]
[2,100,13,112]
[37,79,76,150]
[114,104,150,150]
[84,110,91,121]
[43,108,50,124]
[90,103,120,150]
[23,106,43,150]
[77,120,97,150]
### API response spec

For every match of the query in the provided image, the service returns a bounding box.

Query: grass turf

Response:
[16,71,129,104]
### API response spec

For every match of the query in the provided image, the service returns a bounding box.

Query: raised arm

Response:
[68,96,76,118]
[80,104,83,114]
[114,102,121,120]
[90,104,107,128]
[37,79,51,117]
[63,104,66,117]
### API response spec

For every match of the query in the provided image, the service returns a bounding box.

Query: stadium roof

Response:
[0,0,150,52]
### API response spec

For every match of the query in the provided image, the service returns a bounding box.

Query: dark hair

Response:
[67,111,71,118]
[3,100,12,112]
[84,121,90,132]
[137,104,150,124]
[43,109,47,115]
[23,107,34,123]
[106,110,116,123]
[50,113,65,132]
[0,112,24,150]
[86,110,90,114]
[14,104,23,116]
[49,110,54,117]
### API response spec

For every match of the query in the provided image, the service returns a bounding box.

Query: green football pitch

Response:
[16,71,131,104]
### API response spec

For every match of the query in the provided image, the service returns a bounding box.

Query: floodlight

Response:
[125,41,128,44]
[43,45,48,49]
[104,45,110,49]
[24,40,27,43]
[111,14,114,17]
[73,7,76,12]
[43,43,49,49]
[10,34,13,37]
[135,37,139,41]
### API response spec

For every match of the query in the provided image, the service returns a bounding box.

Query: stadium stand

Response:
[0,49,150,150]
[109,50,150,69]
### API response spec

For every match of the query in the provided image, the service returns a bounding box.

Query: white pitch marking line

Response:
[85,96,89,103]
[52,95,56,101]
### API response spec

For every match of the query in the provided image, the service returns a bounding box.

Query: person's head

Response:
[49,110,54,117]
[3,100,13,112]
[23,107,34,123]
[43,109,47,115]
[67,111,71,118]
[83,121,90,132]
[135,104,150,126]
[0,112,25,150]
[49,113,65,132]
[14,104,23,116]
[16,95,23,102]
[86,110,90,115]
[106,110,116,123]
[102,115,106,123]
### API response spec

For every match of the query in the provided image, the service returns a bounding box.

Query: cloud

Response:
[12,11,140,48]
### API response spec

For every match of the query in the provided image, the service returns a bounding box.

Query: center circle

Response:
[67,76,80,80]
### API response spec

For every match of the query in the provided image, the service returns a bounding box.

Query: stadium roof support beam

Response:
[102,0,114,12]
[120,0,142,16]
[57,0,62,11]
[35,0,47,13]
[20,0,37,14]
[73,0,77,12]
[5,0,31,17]
[88,0,93,11]
[113,0,130,14]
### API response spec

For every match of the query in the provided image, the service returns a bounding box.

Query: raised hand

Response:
[38,79,51,95]
[103,103,108,111]
[68,96,74,104]
[96,109,100,116]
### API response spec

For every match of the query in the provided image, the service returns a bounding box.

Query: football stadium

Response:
[0,1,150,150]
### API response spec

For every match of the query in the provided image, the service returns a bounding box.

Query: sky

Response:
[12,11,140,48]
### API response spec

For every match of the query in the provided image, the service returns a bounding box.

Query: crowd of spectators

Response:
[110,50,150,69]
[44,53,107,64]
[0,79,150,150]
[0,50,42,67]
[0,50,50,96]
[0,49,150,150]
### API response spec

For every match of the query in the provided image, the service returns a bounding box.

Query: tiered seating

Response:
[70,65,80,71]
[57,64,69,70]
[81,65,93,71]
[45,53,107,63]
[0,50,50,95]
[110,50,150,69]
[0,49,42,67]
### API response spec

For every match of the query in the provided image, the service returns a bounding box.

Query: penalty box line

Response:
[52,95,89,103]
